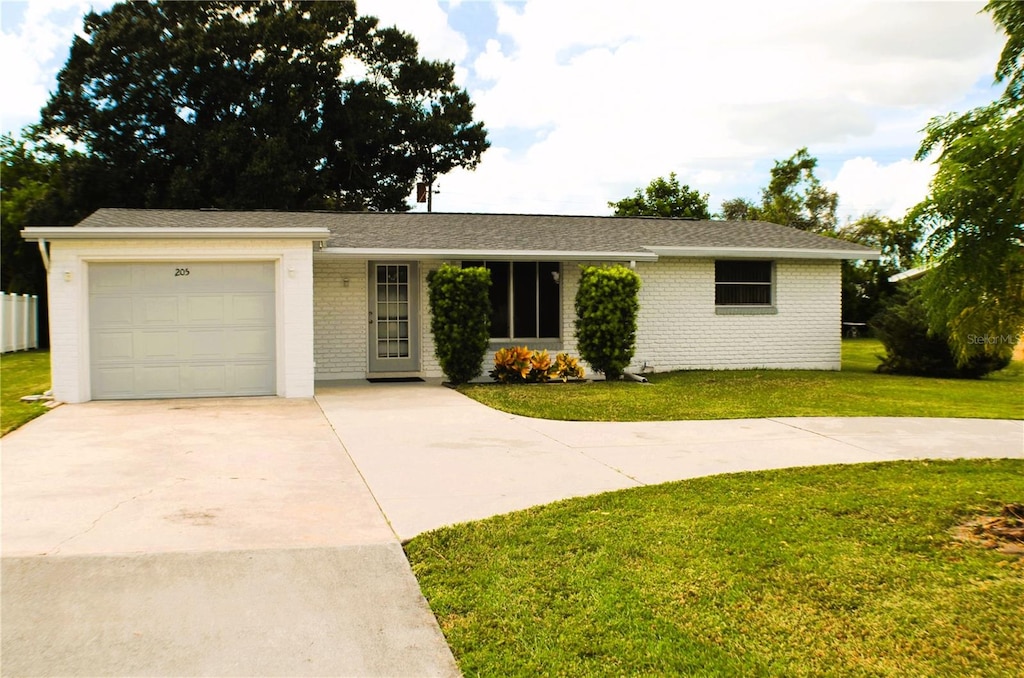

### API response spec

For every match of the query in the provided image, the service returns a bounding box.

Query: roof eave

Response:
[315,248,659,262]
[644,246,881,261]
[20,227,330,242]
[888,265,930,283]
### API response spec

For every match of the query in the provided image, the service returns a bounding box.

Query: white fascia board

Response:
[888,266,929,283]
[315,247,659,262]
[20,227,330,242]
[644,246,881,261]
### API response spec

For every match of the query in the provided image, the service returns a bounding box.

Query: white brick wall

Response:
[47,238,315,402]
[312,258,367,379]
[310,256,841,382]
[631,258,842,371]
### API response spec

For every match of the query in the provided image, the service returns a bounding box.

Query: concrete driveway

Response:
[3,384,1022,677]
[1,397,459,677]
[314,381,1023,539]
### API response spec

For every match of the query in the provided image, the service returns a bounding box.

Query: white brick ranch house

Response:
[22,209,878,403]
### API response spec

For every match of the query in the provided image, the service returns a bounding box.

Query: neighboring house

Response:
[22,209,878,403]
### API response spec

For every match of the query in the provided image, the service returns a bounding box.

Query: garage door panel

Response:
[185,295,227,323]
[89,262,276,399]
[136,330,182,360]
[91,296,134,325]
[231,363,276,393]
[187,365,228,393]
[136,365,183,394]
[139,296,180,324]
[185,329,228,360]
[229,328,274,359]
[230,294,275,322]
[90,265,134,290]
[93,331,135,362]
[92,367,137,397]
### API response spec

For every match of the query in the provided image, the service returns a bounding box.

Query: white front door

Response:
[367,262,419,374]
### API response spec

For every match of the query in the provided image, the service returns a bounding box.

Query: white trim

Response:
[645,246,880,260]
[21,227,329,241]
[888,265,930,283]
[316,247,658,262]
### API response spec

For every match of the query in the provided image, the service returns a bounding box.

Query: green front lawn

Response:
[407,459,1024,677]
[1,350,51,436]
[458,339,1024,421]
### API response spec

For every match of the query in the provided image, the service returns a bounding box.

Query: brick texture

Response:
[631,258,842,371]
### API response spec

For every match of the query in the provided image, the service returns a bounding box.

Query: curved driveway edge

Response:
[314,381,1024,541]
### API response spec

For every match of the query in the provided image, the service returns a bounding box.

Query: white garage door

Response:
[89,262,276,399]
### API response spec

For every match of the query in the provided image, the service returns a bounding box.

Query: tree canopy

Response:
[719,197,756,221]
[609,172,710,219]
[908,0,1024,366]
[754,148,838,234]
[717,148,838,234]
[37,0,489,212]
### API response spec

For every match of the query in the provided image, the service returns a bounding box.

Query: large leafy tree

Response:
[909,0,1024,366]
[718,148,838,234]
[753,148,838,234]
[609,172,710,219]
[38,0,488,211]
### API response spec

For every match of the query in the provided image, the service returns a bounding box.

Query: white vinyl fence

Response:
[1,292,40,353]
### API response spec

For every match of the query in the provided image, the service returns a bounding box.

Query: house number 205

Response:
[175,268,190,277]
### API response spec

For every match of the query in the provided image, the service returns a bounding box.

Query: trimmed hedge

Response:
[574,264,641,380]
[427,264,491,384]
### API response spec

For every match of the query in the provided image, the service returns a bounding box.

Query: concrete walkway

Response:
[1,397,459,677]
[2,383,1021,677]
[315,381,1023,540]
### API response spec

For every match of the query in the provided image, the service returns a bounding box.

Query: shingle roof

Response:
[70,208,877,258]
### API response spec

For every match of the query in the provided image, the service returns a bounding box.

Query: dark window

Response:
[463,261,561,339]
[715,260,773,305]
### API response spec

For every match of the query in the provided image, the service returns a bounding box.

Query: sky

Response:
[0,0,1008,223]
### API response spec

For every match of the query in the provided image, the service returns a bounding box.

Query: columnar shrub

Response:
[426,264,491,384]
[574,264,641,380]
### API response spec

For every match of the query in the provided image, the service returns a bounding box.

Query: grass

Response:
[458,339,1024,421]
[1,350,51,436]
[406,459,1024,677]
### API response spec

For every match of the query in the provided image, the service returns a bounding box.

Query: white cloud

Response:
[357,0,468,64]
[421,0,1004,218]
[829,157,936,223]
[0,1,106,134]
